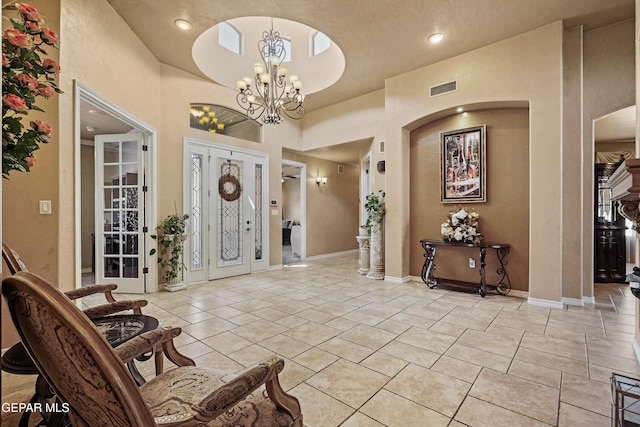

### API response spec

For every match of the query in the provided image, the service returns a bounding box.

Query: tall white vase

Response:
[356,235,370,275]
[366,220,384,280]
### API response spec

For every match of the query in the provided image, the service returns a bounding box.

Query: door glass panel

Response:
[191,153,203,270]
[217,158,244,267]
[96,134,143,287]
[254,164,263,260]
[123,257,138,278]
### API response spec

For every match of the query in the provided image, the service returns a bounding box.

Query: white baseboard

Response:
[562,297,584,307]
[81,267,92,274]
[306,249,358,261]
[528,297,564,310]
[582,296,596,304]
[269,264,284,271]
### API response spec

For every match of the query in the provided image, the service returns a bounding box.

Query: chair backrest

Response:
[2,242,28,274]
[2,272,155,426]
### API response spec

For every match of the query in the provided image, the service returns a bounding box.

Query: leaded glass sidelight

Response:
[254,164,263,260]
[190,153,203,270]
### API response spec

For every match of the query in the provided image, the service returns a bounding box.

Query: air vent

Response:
[338,164,344,174]
[430,80,458,97]
[379,141,385,154]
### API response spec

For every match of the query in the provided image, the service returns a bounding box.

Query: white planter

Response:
[366,219,384,280]
[356,235,370,275]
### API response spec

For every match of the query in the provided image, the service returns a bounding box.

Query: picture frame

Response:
[440,125,486,203]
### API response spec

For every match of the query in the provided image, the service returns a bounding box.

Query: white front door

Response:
[184,140,268,283]
[95,133,147,293]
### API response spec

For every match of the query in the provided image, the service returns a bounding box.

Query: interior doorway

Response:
[75,82,158,293]
[281,159,307,264]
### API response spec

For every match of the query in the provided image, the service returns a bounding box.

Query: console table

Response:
[420,239,512,297]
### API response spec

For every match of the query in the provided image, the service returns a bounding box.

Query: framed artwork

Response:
[440,125,486,203]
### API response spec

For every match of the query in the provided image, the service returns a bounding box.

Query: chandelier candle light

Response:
[236,20,305,124]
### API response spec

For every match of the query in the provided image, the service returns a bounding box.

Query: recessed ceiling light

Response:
[428,33,445,44]
[85,126,97,132]
[174,19,193,31]
[457,107,464,113]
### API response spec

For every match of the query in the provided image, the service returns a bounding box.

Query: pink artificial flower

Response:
[2,53,9,68]
[38,85,54,98]
[42,58,60,73]
[23,61,34,69]
[24,155,37,168]
[16,73,38,93]
[24,20,42,34]
[17,3,42,22]
[40,28,59,47]
[2,93,28,112]
[4,28,33,48]
[30,119,51,135]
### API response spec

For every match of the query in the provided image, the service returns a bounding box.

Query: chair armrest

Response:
[115,327,182,364]
[193,357,296,421]
[64,284,118,302]
[82,299,148,319]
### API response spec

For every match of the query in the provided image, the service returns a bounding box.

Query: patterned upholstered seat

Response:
[2,272,303,427]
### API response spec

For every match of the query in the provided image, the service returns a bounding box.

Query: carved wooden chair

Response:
[2,241,148,317]
[3,272,303,427]
[2,242,150,379]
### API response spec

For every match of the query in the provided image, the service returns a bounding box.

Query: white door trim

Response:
[282,159,307,260]
[183,137,270,282]
[74,81,158,292]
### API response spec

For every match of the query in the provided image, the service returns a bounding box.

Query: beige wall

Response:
[382,23,563,303]
[2,0,61,348]
[409,108,530,291]
[2,0,60,284]
[282,179,301,223]
[282,152,360,256]
[582,19,637,301]
[562,26,583,302]
[80,144,95,270]
[57,0,165,292]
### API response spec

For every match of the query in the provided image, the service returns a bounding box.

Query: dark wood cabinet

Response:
[594,162,626,283]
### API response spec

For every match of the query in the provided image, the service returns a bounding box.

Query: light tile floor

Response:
[2,253,639,426]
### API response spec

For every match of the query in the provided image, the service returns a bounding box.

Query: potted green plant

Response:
[361,190,386,235]
[150,213,189,291]
[362,191,385,280]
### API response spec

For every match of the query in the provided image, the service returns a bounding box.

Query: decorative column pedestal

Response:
[356,235,370,275]
[366,222,384,280]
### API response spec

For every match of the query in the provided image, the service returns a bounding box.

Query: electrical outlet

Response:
[469,258,475,268]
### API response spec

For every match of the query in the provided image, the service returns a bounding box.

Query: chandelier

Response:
[236,21,305,124]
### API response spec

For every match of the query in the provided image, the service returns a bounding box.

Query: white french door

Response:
[95,133,147,293]
[184,140,268,283]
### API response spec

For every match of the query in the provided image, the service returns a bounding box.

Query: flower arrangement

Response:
[360,190,385,235]
[2,2,62,178]
[150,213,190,283]
[440,207,483,244]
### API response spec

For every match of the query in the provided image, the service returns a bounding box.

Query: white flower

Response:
[454,230,463,241]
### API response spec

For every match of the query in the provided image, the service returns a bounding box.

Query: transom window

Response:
[312,31,330,56]
[219,22,241,54]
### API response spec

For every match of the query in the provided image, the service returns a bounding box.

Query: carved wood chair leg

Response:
[265,374,303,427]
[161,340,195,369]
[126,361,147,385]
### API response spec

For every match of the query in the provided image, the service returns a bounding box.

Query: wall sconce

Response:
[316,176,328,188]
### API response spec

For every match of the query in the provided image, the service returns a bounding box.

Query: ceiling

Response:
[86,0,636,161]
